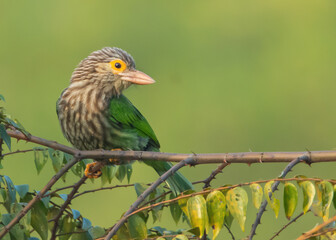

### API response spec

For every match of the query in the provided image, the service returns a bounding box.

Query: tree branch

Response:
[7,130,336,165]
[103,156,196,240]
[248,155,310,240]
[0,156,81,239]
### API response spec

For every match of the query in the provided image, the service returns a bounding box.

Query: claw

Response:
[109,148,122,165]
[84,162,102,178]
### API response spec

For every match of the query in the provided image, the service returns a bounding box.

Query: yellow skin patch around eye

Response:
[109,59,127,74]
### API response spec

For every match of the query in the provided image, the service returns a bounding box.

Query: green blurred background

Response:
[1,0,336,239]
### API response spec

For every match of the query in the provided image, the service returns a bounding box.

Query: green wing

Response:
[109,94,160,149]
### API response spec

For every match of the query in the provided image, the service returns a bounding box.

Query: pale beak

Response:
[119,70,155,85]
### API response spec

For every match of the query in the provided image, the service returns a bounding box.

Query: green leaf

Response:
[3,175,16,210]
[47,206,60,231]
[31,201,48,240]
[14,185,29,199]
[127,213,148,240]
[224,206,234,229]
[250,183,263,209]
[126,164,133,183]
[71,230,93,240]
[226,187,248,232]
[172,235,189,240]
[71,161,85,177]
[0,94,5,102]
[283,182,298,220]
[116,223,131,240]
[134,183,149,199]
[2,213,25,239]
[71,209,81,220]
[0,124,11,151]
[11,202,31,230]
[59,194,68,202]
[150,186,165,223]
[35,191,50,209]
[88,226,105,238]
[170,193,182,224]
[0,188,6,202]
[34,149,48,174]
[300,181,316,214]
[59,215,76,240]
[206,190,226,240]
[82,218,92,231]
[107,165,118,183]
[116,165,126,182]
[333,184,336,210]
[315,181,334,221]
[187,195,208,238]
[8,118,29,136]
[264,181,280,218]
[48,148,64,173]
[100,166,109,186]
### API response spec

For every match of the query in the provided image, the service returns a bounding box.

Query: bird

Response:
[56,47,193,195]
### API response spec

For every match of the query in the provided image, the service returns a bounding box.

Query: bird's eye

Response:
[110,59,127,73]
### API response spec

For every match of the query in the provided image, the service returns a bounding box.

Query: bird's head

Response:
[70,47,155,95]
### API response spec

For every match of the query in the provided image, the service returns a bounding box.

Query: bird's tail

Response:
[146,160,194,195]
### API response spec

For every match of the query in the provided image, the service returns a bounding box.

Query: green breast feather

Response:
[108,94,160,150]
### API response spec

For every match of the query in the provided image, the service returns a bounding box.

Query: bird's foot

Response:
[84,162,103,178]
[109,148,123,165]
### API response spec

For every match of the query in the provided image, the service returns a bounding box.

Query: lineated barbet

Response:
[56,47,193,194]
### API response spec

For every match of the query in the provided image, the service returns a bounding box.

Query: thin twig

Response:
[202,162,230,188]
[0,148,46,158]
[56,231,85,237]
[44,185,77,198]
[269,211,309,240]
[103,156,196,240]
[224,223,235,240]
[73,183,136,199]
[0,157,81,239]
[248,155,310,240]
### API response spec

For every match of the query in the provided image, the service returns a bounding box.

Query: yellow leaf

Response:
[264,181,280,218]
[226,187,248,231]
[187,195,208,238]
[206,191,226,240]
[300,181,316,214]
[315,181,333,221]
[250,183,263,209]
